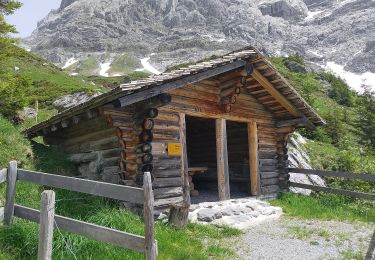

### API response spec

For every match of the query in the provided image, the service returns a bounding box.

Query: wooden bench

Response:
[188,167,208,197]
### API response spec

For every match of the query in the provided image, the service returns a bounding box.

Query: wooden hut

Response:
[25,47,325,215]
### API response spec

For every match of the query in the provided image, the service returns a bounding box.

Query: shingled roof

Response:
[25,46,325,137]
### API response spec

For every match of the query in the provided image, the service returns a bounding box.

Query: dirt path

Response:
[225,216,374,260]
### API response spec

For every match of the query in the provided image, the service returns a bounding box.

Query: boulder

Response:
[52,92,100,112]
[197,208,219,222]
[22,107,37,119]
[284,60,307,73]
[288,133,326,195]
[258,0,308,21]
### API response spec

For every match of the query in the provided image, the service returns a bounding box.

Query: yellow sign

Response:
[168,143,181,156]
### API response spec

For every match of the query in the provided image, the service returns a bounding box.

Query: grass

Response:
[0,46,103,109]
[82,71,150,89]
[272,193,375,223]
[0,115,241,259]
[0,182,241,259]
[108,53,142,75]
[288,226,331,240]
[73,55,100,76]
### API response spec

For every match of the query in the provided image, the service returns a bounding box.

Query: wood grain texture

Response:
[248,122,260,195]
[143,172,157,260]
[17,169,144,204]
[13,205,147,253]
[116,60,246,108]
[179,113,191,207]
[216,118,230,200]
[4,161,17,225]
[38,190,55,260]
[251,69,300,117]
[290,182,375,200]
[289,168,375,181]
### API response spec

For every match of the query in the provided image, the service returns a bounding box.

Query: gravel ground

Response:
[225,216,374,260]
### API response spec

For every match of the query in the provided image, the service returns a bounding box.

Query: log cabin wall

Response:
[161,72,283,198]
[257,123,281,195]
[42,108,123,183]
[150,109,184,211]
[226,121,250,193]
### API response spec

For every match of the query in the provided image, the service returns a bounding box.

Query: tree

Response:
[0,0,28,121]
[357,85,375,147]
[0,0,22,60]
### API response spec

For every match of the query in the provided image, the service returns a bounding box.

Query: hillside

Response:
[23,0,375,92]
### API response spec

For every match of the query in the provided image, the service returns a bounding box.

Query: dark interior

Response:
[186,116,251,203]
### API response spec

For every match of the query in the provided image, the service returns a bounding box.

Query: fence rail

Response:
[1,161,157,260]
[17,169,144,204]
[14,204,147,253]
[289,168,375,181]
[289,168,375,200]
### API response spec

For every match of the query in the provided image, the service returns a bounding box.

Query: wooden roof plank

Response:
[251,69,300,117]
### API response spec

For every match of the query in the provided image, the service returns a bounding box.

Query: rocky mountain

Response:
[24,0,375,90]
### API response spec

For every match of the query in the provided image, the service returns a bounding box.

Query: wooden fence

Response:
[0,161,157,260]
[288,168,375,200]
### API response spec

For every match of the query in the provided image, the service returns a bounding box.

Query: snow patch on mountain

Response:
[304,10,323,21]
[99,62,111,77]
[62,57,78,69]
[325,62,375,92]
[141,57,161,75]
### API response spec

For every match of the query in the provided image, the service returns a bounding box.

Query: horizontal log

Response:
[61,128,117,147]
[288,168,375,181]
[152,169,181,178]
[69,153,98,164]
[261,178,279,186]
[115,60,247,108]
[65,136,120,154]
[103,166,121,175]
[186,83,220,94]
[154,196,184,207]
[153,187,183,199]
[153,177,182,188]
[261,172,279,179]
[170,88,219,102]
[14,205,147,253]
[162,104,274,124]
[261,185,280,194]
[103,158,120,167]
[17,169,144,204]
[290,182,375,200]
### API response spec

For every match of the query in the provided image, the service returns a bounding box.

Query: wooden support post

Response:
[216,118,230,200]
[248,122,260,195]
[143,172,157,260]
[4,160,17,225]
[38,190,55,260]
[169,113,190,228]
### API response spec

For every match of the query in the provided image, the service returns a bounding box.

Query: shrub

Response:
[321,72,355,107]
[0,72,28,119]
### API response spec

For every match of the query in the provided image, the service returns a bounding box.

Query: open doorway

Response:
[185,116,218,203]
[226,121,251,198]
[186,116,252,203]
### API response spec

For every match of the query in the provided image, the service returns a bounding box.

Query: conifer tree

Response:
[357,85,375,148]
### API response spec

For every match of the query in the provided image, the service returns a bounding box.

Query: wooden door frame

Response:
[215,118,230,200]
[248,122,260,195]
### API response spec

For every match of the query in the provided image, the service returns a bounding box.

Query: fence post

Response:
[4,160,18,225]
[38,190,55,260]
[143,172,156,260]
